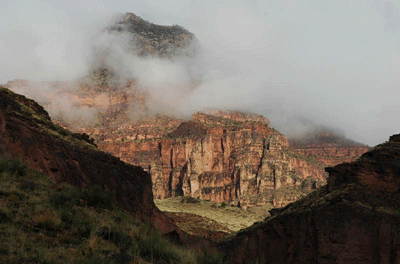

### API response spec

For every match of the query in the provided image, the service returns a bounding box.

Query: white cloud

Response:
[1,0,400,146]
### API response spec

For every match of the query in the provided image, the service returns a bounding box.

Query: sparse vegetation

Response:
[155,197,267,233]
[0,155,226,263]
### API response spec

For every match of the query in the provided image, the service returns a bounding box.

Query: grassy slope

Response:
[0,156,224,264]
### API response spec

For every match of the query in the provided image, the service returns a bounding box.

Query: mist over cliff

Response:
[1,0,400,146]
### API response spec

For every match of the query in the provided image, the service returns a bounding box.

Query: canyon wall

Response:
[290,129,370,167]
[96,111,327,208]
[291,145,369,166]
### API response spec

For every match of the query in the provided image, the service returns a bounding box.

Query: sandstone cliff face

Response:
[220,135,400,264]
[96,111,327,208]
[289,128,370,167]
[0,86,176,233]
[291,145,369,166]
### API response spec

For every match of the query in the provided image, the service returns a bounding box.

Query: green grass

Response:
[0,155,226,263]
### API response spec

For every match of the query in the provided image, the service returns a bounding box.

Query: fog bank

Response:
[1,0,400,146]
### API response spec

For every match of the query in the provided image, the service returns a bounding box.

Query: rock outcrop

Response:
[0,86,175,233]
[220,135,400,263]
[89,12,200,86]
[111,12,198,58]
[96,110,327,208]
[290,128,370,167]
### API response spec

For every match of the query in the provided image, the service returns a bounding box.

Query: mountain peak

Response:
[108,12,198,58]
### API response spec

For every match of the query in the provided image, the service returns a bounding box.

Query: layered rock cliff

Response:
[94,110,327,208]
[0,86,175,233]
[289,128,370,167]
[220,135,400,263]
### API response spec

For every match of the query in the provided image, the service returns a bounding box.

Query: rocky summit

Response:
[112,12,198,58]
[89,12,200,86]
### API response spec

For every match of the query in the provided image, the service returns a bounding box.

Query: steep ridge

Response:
[290,128,370,167]
[220,135,400,263]
[0,86,175,233]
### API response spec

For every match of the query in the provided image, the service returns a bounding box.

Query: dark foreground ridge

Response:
[0,86,174,232]
[0,86,224,263]
[219,134,400,263]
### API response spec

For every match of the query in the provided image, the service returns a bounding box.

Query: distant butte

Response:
[289,128,369,167]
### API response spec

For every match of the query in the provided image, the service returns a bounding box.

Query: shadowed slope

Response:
[0,86,175,232]
[220,135,400,264]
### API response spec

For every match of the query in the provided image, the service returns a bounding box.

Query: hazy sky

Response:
[1,0,400,146]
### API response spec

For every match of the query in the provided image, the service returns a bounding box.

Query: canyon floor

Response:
[155,196,272,237]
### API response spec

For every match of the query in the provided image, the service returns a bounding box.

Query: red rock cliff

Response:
[289,128,370,166]
[96,111,327,208]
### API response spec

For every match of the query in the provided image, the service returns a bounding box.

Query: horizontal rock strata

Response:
[96,111,328,208]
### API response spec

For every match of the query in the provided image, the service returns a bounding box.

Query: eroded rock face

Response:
[0,86,176,233]
[220,135,400,264]
[111,12,198,58]
[96,111,327,208]
[290,128,370,166]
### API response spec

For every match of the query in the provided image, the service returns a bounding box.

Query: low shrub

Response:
[135,228,181,263]
[33,210,61,231]
[81,185,114,210]
[197,248,225,264]
[49,186,80,209]
[0,157,27,177]
[50,185,114,210]
[0,210,12,223]
[73,255,114,264]
[98,227,133,252]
